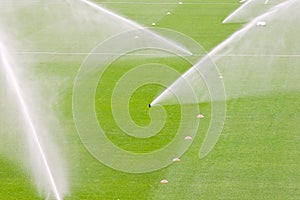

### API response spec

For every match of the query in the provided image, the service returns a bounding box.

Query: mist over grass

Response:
[0,0,299,199]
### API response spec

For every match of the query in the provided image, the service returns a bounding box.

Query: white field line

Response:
[0,1,238,5]
[13,51,188,56]
[13,51,300,58]
[213,54,300,57]
[99,2,239,5]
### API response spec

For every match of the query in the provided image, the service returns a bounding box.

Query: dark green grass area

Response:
[99,0,242,50]
[95,55,190,153]
[66,92,300,200]
[0,0,299,199]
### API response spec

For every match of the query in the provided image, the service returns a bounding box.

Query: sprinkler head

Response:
[149,104,151,108]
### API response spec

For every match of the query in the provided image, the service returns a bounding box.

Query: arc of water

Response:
[211,0,291,57]
[222,0,253,23]
[74,0,192,55]
[0,43,61,200]
[151,0,295,158]
[152,0,294,105]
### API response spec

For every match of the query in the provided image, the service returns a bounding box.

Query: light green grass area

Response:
[0,0,299,199]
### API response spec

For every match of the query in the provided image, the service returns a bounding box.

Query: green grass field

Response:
[0,0,299,199]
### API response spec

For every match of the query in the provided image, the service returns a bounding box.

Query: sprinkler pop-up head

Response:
[149,104,151,108]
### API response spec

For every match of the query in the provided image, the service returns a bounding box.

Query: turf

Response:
[0,0,299,199]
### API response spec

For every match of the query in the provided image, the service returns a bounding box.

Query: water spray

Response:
[73,0,192,56]
[0,43,62,200]
[151,0,294,106]
[222,0,253,23]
